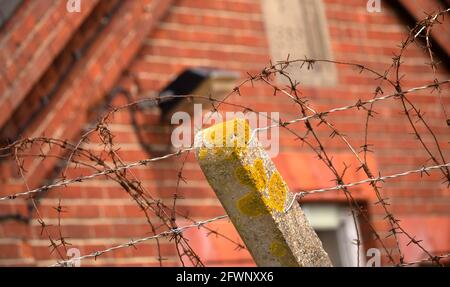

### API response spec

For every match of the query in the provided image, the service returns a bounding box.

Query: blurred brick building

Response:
[0,0,449,266]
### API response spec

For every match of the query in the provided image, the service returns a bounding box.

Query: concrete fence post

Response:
[194,119,332,267]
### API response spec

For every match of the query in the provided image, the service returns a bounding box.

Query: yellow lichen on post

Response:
[235,159,287,214]
[195,119,332,267]
[270,240,287,257]
[201,118,250,160]
[235,158,267,193]
[267,171,288,213]
[236,190,269,217]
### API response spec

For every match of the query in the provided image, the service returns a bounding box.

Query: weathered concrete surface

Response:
[194,119,332,267]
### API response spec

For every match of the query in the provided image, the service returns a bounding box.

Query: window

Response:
[261,0,337,86]
[302,203,362,266]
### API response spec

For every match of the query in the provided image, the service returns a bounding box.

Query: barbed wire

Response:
[50,215,229,267]
[1,69,449,266]
[285,162,450,212]
[397,253,450,267]
[1,78,447,202]
[249,79,449,143]
[49,209,450,267]
[3,155,448,214]
[0,147,194,201]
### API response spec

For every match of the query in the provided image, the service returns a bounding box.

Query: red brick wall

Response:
[0,0,448,266]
